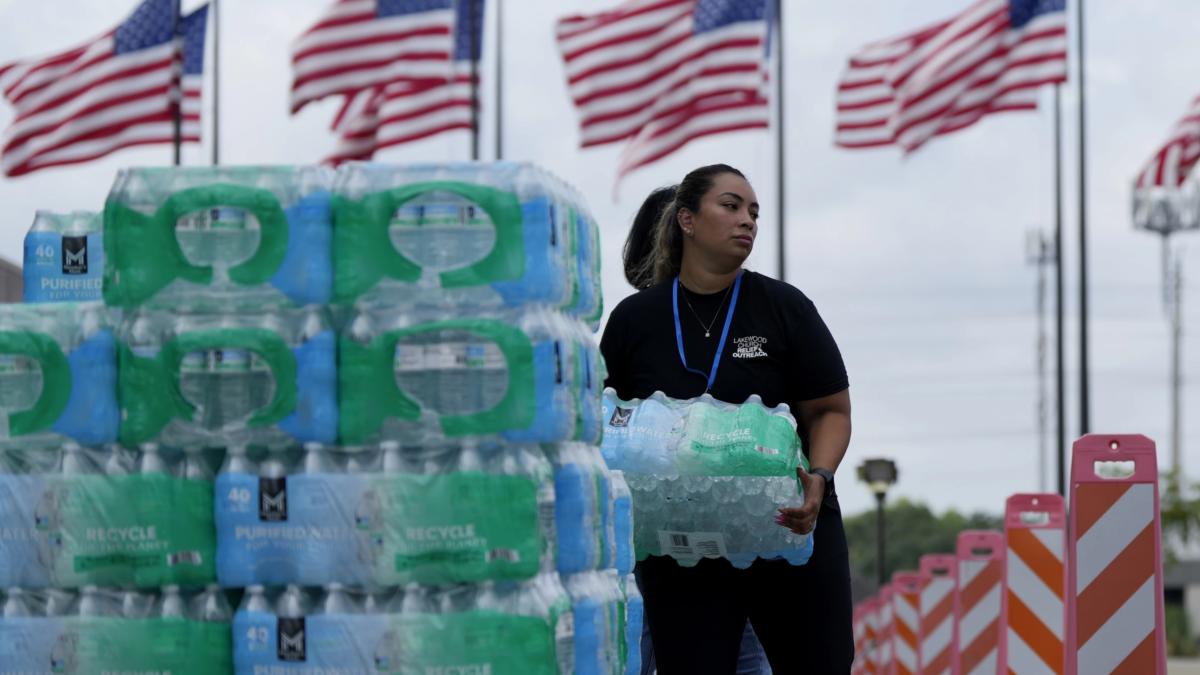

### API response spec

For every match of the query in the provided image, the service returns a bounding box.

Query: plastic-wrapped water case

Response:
[564,186,603,329]
[332,161,580,309]
[624,471,813,568]
[363,441,557,586]
[600,389,800,477]
[339,304,589,445]
[116,305,338,447]
[0,585,232,675]
[23,211,105,303]
[232,576,574,675]
[0,302,118,449]
[620,574,643,675]
[546,442,617,575]
[103,165,334,309]
[564,570,626,675]
[0,445,219,588]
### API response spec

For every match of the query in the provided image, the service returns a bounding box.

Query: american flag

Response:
[835,0,1067,153]
[556,0,771,179]
[1135,94,1200,190]
[0,0,207,178]
[181,4,209,144]
[322,0,483,164]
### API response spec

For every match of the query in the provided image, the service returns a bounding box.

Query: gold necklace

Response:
[679,280,733,338]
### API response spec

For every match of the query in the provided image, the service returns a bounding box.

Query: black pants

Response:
[637,496,854,675]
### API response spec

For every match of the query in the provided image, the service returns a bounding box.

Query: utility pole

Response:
[1027,230,1055,493]
[1168,241,1184,485]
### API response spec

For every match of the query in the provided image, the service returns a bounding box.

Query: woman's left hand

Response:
[775,466,825,535]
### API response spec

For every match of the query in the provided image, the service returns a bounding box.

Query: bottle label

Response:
[393,343,425,372]
[467,342,505,369]
[28,473,217,587]
[0,473,52,588]
[0,615,231,674]
[215,472,372,587]
[656,530,728,559]
[180,351,208,373]
[425,343,467,370]
[368,472,543,585]
[23,231,105,302]
[212,349,250,372]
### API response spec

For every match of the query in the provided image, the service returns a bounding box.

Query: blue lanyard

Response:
[672,270,743,392]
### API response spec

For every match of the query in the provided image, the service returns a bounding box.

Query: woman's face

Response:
[679,173,759,267]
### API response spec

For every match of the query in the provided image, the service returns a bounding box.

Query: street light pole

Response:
[858,458,899,589]
[875,491,887,588]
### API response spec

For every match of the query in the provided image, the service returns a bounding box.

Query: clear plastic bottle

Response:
[429,327,468,414]
[621,575,644,675]
[303,442,337,474]
[138,442,170,475]
[184,447,213,481]
[277,584,310,619]
[240,585,272,614]
[79,586,121,617]
[154,585,187,619]
[211,330,253,430]
[104,445,134,476]
[62,442,99,475]
[219,444,255,475]
[610,471,634,577]
[2,587,30,617]
[315,583,359,615]
[121,587,153,619]
[192,584,232,623]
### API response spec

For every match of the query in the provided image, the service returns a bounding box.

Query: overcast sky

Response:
[1,0,1198,517]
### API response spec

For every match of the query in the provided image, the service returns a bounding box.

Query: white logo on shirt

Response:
[732,336,768,359]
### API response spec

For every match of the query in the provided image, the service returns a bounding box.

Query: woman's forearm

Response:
[806,409,852,474]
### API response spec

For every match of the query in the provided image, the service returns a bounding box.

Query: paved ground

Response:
[1172,658,1200,674]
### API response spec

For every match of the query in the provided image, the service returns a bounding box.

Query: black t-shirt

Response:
[600,270,848,457]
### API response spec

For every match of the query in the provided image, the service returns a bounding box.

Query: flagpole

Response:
[1077,0,1090,434]
[1054,85,1066,497]
[494,0,503,160]
[172,0,182,165]
[469,0,480,161]
[775,0,785,282]
[212,0,219,166]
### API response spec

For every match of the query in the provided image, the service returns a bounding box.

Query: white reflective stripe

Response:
[1007,549,1064,641]
[895,596,918,629]
[958,582,1001,646]
[894,637,917,668]
[1077,576,1156,675]
[921,616,953,662]
[1006,626,1058,675]
[1076,484,1154,592]
[1031,527,1064,562]
[959,559,987,588]
[921,578,954,613]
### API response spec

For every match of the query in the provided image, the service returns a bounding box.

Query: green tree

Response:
[843,499,1002,585]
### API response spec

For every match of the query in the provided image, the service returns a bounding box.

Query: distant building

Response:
[0,256,20,303]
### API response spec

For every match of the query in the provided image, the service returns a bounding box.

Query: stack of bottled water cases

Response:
[209,161,632,675]
[601,389,814,569]
[0,298,234,671]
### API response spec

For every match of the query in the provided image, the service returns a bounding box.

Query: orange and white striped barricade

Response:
[1067,434,1167,675]
[854,602,870,675]
[1000,493,1066,675]
[864,597,881,675]
[919,555,959,675]
[893,571,923,675]
[955,531,1003,675]
[879,584,896,675]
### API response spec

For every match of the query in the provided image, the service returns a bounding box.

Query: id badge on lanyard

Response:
[672,270,743,393]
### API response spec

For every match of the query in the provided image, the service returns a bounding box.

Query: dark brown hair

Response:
[624,164,747,289]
